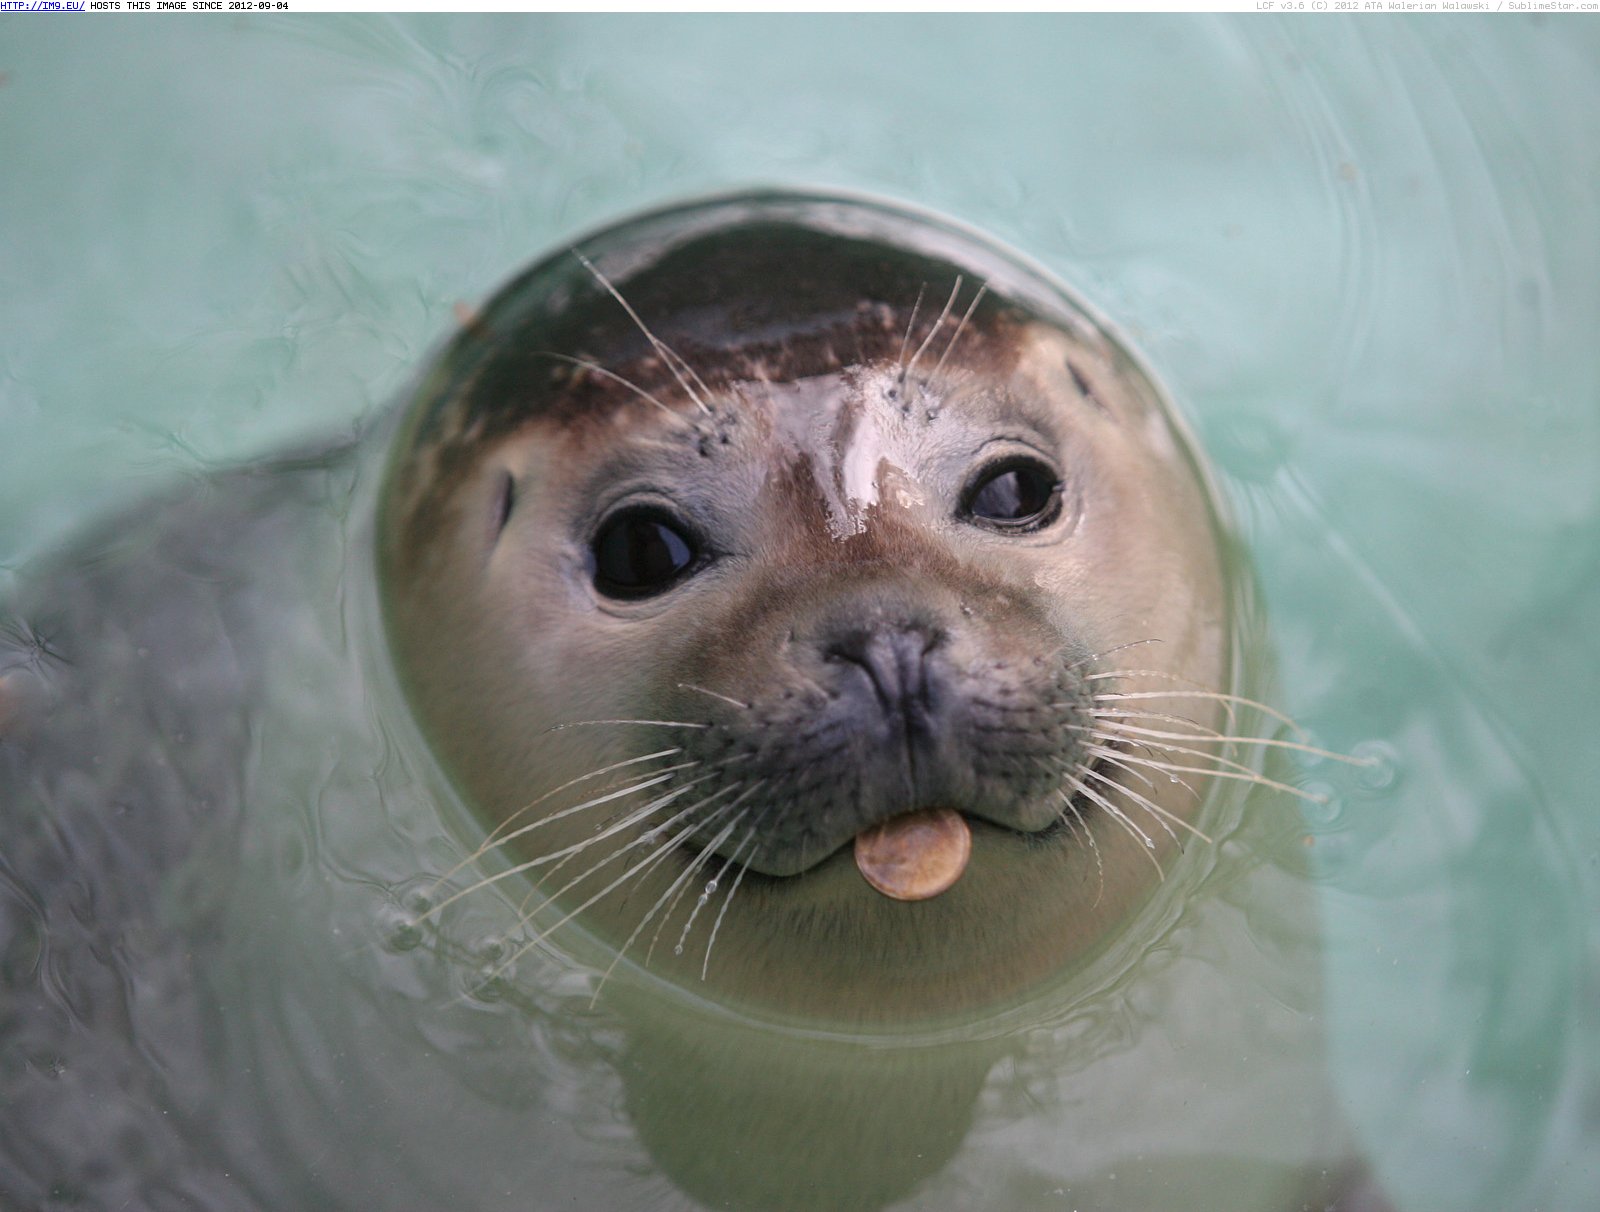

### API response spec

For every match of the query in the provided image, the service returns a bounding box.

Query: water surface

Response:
[2,16,1597,1211]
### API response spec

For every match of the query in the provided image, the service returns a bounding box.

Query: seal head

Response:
[380,192,1231,1022]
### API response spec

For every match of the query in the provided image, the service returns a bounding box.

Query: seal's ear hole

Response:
[492,472,516,539]
[589,507,702,600]
[959,457,1063,532]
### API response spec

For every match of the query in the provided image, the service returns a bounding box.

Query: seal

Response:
[0,190,1379,1212]
[380,192,1243,1022]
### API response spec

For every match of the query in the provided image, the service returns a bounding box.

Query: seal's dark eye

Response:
[960,458,1063,531]
[590,508,701,599]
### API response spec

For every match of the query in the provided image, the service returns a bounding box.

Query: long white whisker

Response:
[427,749,683,893]
[593,787,760,999]
[550,718,710,731]
[1093,688,1304,735]
[1080,764,1210,844]
[700,814,766,980]
[574,250,713,415]
[649,792,762,965]
[418,775,715,923]
[1056,793,1105,907]
[903,276,963,389]
[1078,718,1362,765]
[1063,776,1164,878]
[1081,768,1178,847]
[1090,707,1254,743]
[896,284,927,382]
[669,803,761,962]
[1079,723,1301,786]
[677,683,750,710]
[530,351,681,421]
[1063,771,1158,853]
[492,785,744,979]
[1096,746,1200,803]
[928,281,988,386]
[483,765,699,855]
[1083,742,1328,805]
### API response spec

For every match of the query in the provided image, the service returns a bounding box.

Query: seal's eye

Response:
[590,508,701,599]
[960,458,1063,531]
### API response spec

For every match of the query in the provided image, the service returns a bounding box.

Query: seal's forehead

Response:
[407,193,1106,448]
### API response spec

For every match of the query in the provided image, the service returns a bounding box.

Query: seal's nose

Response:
[823,621,946,735]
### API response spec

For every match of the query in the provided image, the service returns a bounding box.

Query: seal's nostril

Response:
[823,625,942,719]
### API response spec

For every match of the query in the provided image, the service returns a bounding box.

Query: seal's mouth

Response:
[704,778,1098,902]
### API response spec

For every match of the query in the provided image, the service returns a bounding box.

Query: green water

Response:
[2,16,1597,1211]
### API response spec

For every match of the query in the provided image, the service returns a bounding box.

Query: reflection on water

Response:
[2,15,1596,1212]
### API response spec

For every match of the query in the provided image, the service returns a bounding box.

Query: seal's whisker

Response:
[417,776,716,924]
[488,748,684,842]
[1093,706,1355,770]
[699,811,769,980]
[644,790,761,966]
[480,764,698,858]
[1062,776,1165,878]
[514,755,754,915]
[1081,743,1199,803]
[1063,769,1158,852]
[550,718,711,731]
[895,283,928,386]
[1076,722,1290,785]
[676,683,750,711]
[1090,706,1242,738]
[1055,793,1105,906]
[1086,674,1371,761]
[1080,763,1210,845]
[592,788,760,1001]
[573,250,713,416]
[528,773,752,914]
[927,280,989,388]
[427,750,687,894]
[517,772,725,893]
[1086,666,1213,685]
[1084,742,1329,805]
[501,782,740,952]
[1092,688,1305,735]
[668,798,762,962]
[903,275,964,390]
[494,787,740,981]
[640,809,744,968]
[1079,746,1162,796]
[1077,765,1179,848]
[1068,639,1162,674]
[1081,718,1364,766]
[529,352,682,423]
[428,769,685,905]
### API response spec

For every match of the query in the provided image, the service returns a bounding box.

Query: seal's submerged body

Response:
[0,193,1367,1210]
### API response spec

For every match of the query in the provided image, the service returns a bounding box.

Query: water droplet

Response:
[673,944,684,956]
